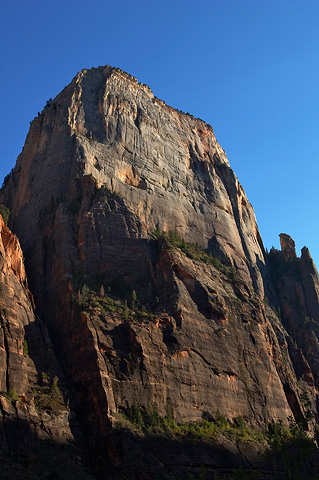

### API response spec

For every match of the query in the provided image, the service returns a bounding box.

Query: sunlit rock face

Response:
[1,66,319,478]
[0,213,33,398]
[3,66,266,298]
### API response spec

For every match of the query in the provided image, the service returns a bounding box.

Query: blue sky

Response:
[1,0,318,266]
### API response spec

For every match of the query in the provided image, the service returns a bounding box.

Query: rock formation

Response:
[0,214,93,478]
[1,66,319,478]
[268,236,319,396]
[279,233,297,259]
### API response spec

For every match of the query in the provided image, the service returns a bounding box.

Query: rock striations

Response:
[0,214,93,478]
[1,66,319,478]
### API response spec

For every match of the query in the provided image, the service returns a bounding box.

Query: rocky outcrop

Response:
[0,214,33,399]
[0,214,93,478]
[280,233,297,259]
[82,240,307,425]
[268,236,319,399]
[1,66,319,478]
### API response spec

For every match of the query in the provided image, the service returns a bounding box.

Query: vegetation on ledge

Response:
[0,204,10,225]
[75,284,156,324]
[115,402,319,480]
[117,401,265,446]
[33,372,66,414]
[152,227,240,284]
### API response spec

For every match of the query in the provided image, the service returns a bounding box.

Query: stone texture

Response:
[84,241,304,425]
[0,214,33,397]
[280,233,297,259]
[2,66,266,297]
[0,214,93,478]
[268,237,319,406]
[1,66,319,477]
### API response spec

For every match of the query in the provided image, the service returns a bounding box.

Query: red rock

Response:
[1,66,319,477]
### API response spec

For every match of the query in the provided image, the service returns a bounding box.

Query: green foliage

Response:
[119,404,319,479]
[5,388,18,401]
[152,225,161,238]
[264,418,317,480]
[130,400,144,427]
[187,465,207,480]
[51,376,59,394]
[303,315,319,330]
[23,339,29,357]
[131,289,137,309]
[152,227,239,284]
[123,300,129,320]
[75,284,155,324]
[272,305,281,321]
[265,417,311,453]
[120,404,265,446]
[0,204,10,225]
[33,372,65,413]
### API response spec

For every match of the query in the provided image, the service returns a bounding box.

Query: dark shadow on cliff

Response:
[23,315,75,413]
[23,316,94,474]
[255,253,280,308]
[96,428,262,480]
[2,416,318,480]
[0,416,95,480]
[95,427,319,480]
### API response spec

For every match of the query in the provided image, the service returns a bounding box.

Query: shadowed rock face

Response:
[268,236,319,396]
[1,66,319,477]
[0,215,92,477]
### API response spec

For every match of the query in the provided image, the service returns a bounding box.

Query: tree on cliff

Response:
[0,205,10,225]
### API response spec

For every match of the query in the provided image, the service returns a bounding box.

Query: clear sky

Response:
[1,1,318,266]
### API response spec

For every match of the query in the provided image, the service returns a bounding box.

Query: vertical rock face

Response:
[0,214,33,397]
[0,215,92,478]
[3,66,266,298]
[268,237,319,394]
[280,233,297,259]
[1,66,319,477]
[300,246,319,322]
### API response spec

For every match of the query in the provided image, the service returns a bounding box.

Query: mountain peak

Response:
[1,66,319,478]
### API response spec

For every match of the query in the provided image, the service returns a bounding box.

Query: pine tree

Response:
[131,289,137,309]
[0,205,10,225]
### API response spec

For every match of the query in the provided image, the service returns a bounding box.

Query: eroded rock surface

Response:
[268,237,319,399]
[3,66,266,297]
[1,66,319,478]
[0,215,93,478]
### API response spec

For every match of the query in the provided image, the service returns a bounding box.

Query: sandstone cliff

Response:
[3,66,266,297]
[1,66,319,479]
[0,214,93,478]
[268,235,319,400]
